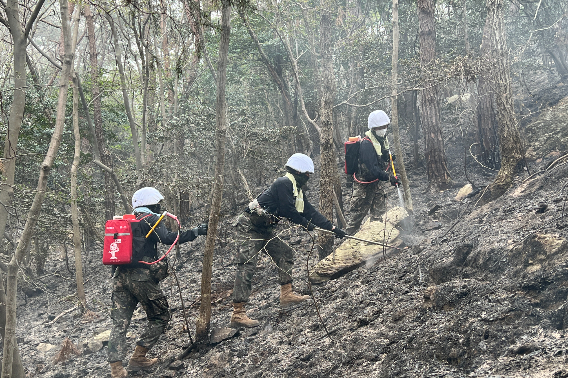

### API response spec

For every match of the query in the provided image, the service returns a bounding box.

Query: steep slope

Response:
[12,93,568,377]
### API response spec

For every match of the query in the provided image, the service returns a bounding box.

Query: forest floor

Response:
[11,76,568,378]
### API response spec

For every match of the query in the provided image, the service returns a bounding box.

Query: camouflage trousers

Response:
[107,267,170,363]
[346,181,386,235]
[232,213,294,303]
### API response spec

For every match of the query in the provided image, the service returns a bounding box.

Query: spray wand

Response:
[389,150,398,187]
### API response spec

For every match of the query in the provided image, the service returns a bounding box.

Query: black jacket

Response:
[131,212,198,264]
[257,176,333,231]
[358,137,390,182]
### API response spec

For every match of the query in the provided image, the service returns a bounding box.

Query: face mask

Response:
[373,127,387,138]
[294,173,310,188]
[147,203,161,214]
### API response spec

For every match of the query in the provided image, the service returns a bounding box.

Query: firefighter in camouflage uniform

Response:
[346,110,400,235]
[108,187,207,378]
[230,153,346,328]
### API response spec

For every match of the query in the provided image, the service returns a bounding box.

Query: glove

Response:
[332,227,346,239]
[390,175,401,186]
[391,154,396,162]
[197,223,208,235]
[190,228,199,239]
[306,223,315,231]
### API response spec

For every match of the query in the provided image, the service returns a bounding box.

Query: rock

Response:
[168,360,185,371]
[535,202,548,213]
[85,340,103,353]
[454,184,473,201]
[37,343,57,353]
[428,204,442,216]
[309,217,402,284]
[92,329,111,343]
[209,327,238,344]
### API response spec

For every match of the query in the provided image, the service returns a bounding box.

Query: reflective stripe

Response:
[105,233,130,236]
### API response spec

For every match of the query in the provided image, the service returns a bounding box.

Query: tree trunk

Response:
[0,274,23,378]
[0,0,45,260]
[1,0,73,375]
[479,0,524,205]
[68,4,86,310]
[418,0,451,188]
[476,12,499,168]
[391,0,413,212]
[85,2,115,219]
[105,12,143,179]
[0,1,45,376]
[195,0,231,342]
[318,9,335,260]
[71,79,87,309]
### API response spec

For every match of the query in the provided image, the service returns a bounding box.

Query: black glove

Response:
[197,223,208,235]
[390,175,401,186]
[391,154,396,162]
[306,223,315,231]
[332,227,346,239]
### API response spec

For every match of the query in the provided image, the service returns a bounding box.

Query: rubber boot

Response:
[230,302,260,328]
[110,361,127,378]
[280,283,310,307]
[127,345,158,371]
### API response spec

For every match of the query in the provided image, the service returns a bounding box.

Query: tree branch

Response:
[23,0,46,39]
[93,160,130,213]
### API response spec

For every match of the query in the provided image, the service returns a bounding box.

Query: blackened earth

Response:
[12,85,568,377]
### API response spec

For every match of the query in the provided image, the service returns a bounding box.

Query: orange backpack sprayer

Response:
[103,212,181,266]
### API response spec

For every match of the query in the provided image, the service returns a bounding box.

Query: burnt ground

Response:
[11,80,568,377]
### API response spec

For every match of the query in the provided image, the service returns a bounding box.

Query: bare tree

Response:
[71,79,87,309]
[317,5,336,259]
[478,0,524,204]
[0,1,46,376]
[391,0,413,212]
[0,0,46,255]
[105,11,143,179]
[84,2,116,220]
[195,0,231,342]
[418,0,451,188]
[68,7,87,311]
[1,0,75,375]
[476,12,499,168]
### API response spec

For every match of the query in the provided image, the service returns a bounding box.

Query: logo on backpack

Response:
[108,239,121,260]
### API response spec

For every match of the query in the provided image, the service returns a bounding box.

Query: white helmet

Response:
[132,187,164,208]
[285,153,314,174]
[368,110,390,129]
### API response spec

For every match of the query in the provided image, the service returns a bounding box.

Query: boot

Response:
[110,361,127,378]
[280,283,310,307]
[230,302,260,328]
[127,345,158,371]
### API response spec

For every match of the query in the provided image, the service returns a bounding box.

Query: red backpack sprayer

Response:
[103,211,181,266]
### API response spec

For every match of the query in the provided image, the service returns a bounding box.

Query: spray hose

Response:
[139,211,180,265]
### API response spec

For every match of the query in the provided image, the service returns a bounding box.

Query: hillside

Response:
[12,90,568,377]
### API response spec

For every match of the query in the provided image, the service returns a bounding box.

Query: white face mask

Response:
[374,127,387,138]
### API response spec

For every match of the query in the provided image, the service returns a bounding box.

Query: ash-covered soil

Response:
[12,88,568,377]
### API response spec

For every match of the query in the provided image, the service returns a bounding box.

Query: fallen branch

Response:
[47,307,76,326]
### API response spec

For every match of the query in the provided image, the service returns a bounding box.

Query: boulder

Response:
[309,208,406,284]
[454,184,473,201]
